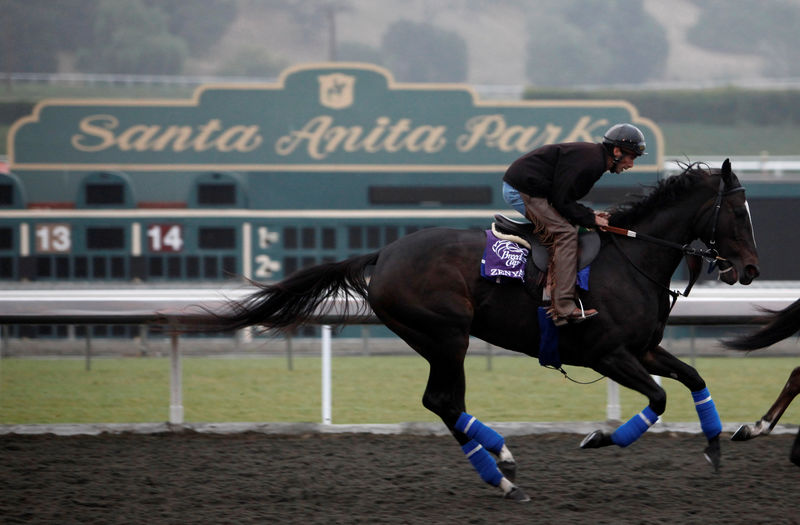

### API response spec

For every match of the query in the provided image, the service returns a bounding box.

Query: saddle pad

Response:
[480,229,529,282]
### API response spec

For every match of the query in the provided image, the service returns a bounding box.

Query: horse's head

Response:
[695,159,760,285]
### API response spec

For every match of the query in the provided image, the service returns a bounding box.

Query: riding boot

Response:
[548,220,601,323]
[520,195,599,325]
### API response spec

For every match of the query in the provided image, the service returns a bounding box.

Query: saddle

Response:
[491,214,601,297]
[492,214,601,272]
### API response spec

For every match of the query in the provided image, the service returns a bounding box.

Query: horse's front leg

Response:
[580,346,666,449]
[731,366,800,443]
[641,345,722,471]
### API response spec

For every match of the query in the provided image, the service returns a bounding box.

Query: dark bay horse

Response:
[723,298,800,466]
[195,160,759,501]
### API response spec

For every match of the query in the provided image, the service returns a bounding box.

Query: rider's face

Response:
[611,147,637,173]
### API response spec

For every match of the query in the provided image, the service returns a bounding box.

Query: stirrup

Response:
[552,299,599,326]
[575,298,597,318]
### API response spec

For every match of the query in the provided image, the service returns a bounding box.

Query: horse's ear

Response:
[721,158,732,185]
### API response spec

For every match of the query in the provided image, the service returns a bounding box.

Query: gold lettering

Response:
[151,126,194,151]
[69,111,619,162]
[457,115,553,152]
[563,116,607,142]
[341,125,367,153]
[360,117,391,152]
[524,124,561,149]
[274,116,447,157]
[382,119,412,152]
[405,125,447,152]
[276,116,330,159]
[322,126,349,155]
[496,125,539,152]
[456,115,504,151]
[71,115,118,152]
[217,125,262,152]
[457,115,605,152]
[117,125,161,151]
[192,119,223,151]
[71,116,263,154]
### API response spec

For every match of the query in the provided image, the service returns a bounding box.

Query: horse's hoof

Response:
[704,437,721,472]
[503,485,530,503]
[731,424,753,441]
[580,430,610,449]
[496,459,516,482]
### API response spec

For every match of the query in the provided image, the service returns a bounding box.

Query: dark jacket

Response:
[503,142,609,228]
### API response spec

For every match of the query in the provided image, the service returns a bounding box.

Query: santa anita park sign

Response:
[9,63,662,178]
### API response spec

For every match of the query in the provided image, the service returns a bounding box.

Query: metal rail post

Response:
[606,379,621,422]
[321,325,332,425]
[169,332,183,425]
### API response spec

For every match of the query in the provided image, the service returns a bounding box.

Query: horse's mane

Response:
[609,162,715,228]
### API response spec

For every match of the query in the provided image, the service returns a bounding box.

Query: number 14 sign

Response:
[147,224,184,252]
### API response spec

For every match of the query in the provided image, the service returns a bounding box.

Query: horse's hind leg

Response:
[378,314,529,502]
[732,367,800,446]
[423,351,529,502]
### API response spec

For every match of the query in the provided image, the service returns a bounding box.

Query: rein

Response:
[601,225,722,261]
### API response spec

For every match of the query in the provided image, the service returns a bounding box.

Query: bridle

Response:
[705,176,746,273]
[603,173,746,314]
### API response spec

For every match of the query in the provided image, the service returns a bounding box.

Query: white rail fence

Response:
[0,285,797,426]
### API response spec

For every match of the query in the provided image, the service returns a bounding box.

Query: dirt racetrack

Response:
[2,430,799,524]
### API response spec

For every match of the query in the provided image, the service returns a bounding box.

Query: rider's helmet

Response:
[602,123,646,157]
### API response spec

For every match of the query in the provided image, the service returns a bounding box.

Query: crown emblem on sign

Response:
[318,73,355,110]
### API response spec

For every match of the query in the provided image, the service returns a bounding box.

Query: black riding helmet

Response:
[602,123,646,157]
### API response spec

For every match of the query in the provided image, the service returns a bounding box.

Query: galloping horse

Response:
[194,160,759,501]
[723,298,800,466]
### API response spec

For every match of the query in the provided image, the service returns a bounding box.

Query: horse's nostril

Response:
[745,265,760,279]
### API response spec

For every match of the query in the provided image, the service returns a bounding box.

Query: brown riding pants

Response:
[521,194,579,317]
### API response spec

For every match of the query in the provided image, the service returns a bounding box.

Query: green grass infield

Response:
[2,355,798,426]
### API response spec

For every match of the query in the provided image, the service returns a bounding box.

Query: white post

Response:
[606,379,621,422]
[169,333,184,425]
[321,325,332,424]
[240,222,253,343]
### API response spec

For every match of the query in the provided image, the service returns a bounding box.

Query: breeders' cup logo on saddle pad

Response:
[318,73,355,109]
[492,240,527,268]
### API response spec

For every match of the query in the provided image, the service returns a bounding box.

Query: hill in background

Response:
[194,0,770,87]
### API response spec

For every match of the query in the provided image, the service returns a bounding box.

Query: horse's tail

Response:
[189,251,380,333]
[722,298,800,351]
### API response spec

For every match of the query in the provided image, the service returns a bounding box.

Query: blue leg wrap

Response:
[461,440,503,486]
[455,412,505,454]
[692,387,722,439]
[611,406,658,447]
